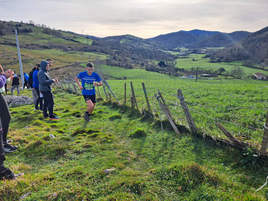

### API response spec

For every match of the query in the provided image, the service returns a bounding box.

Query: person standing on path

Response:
[75,62,102,121]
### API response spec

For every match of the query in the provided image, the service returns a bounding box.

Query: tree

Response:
[231,67,245,79]
[158,61,167,68]
[217,67,226,75]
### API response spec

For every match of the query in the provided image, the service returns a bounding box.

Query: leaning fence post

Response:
[130,81,139,111]
[124,82,127,105]
[68,82,72,93]
[103,86,108,101]
[155,92,180,135]
[142,82,152,113]
[216,123,247,149]
[96,86,102,99]
[62,81,66,90]
[177,89,198,134]
[260,112,268,155]
[107,91,112,102]
[72,83,78,94]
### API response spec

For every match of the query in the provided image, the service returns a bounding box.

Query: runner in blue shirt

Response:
[75,62,102,121]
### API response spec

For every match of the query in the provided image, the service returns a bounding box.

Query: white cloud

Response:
[0,0,267,38]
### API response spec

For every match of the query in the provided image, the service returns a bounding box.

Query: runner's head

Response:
[47,59,53,67]
[86,62,94,75]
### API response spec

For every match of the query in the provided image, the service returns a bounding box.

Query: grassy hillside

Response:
[175,54,268,77]
[0,89,267,200]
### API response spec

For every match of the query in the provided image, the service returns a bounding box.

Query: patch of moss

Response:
[154,162,221,193]
[72,128,100,137]
[109,114,122,120]
[129,129,147,138]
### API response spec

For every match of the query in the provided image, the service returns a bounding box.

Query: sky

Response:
[0,0,267,38]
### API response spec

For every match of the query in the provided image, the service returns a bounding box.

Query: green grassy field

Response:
[175,54,268,76]
[0,89,267,200]
[95,65,268,148]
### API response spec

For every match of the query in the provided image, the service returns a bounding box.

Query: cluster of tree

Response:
[0,21,34,35]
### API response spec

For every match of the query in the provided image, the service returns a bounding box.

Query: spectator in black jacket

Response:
[0,64,15,180]
[11,72,20,95]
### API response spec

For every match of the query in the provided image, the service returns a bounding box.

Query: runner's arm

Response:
[75,77,83,90]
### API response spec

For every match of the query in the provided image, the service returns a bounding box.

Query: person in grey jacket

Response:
[38,60,59,120]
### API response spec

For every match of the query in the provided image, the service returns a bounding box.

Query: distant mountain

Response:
[147,29,250,49]
[101,34,160,50]
[209,26,268,68]
[93,34,175,69]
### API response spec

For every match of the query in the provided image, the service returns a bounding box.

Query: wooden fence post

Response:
[108,92,112,102]
[177,89,198,134]
[216,123,247,149]
[158,89,166,105]
[96,86,102,99]
[130,81,139,111]
[68,82,72,93]
[103,85,108,101]
[62,81,66,90]
[72,83,78,94]
[124,82,127,105]
[131,97,135,108]
[260,112,268,155]
[142,82,152,113]
[155,92,180,135]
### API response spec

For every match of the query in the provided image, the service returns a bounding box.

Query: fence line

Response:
[56,79,268,156]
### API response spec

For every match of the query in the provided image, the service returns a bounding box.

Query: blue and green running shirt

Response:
[77,71,101,95]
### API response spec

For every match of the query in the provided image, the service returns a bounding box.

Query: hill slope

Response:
[0,89,267,200]
[209,26,268,68]
[0,20,175,73]
[147,29,250,49]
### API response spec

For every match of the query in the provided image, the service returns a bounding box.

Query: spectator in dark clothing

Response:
[29,66,37,88]
[29,64,43,110]
[38,60,59,120]
[4,83,7,95]
[0,64,15,180]
[23,72,29,89]
[11,72,20,95]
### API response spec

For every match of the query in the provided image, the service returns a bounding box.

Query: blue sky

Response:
[0,0,267,38]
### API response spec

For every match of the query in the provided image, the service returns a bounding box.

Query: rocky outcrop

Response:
[4,95,33,107]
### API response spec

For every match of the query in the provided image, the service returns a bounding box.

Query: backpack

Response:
[12,77,20,86]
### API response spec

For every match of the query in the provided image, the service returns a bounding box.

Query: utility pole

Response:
[15,28,24,89]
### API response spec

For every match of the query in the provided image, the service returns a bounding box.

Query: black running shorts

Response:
[83,94,96,103]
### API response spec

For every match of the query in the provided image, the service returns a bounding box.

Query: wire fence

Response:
[56,79,268,155]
